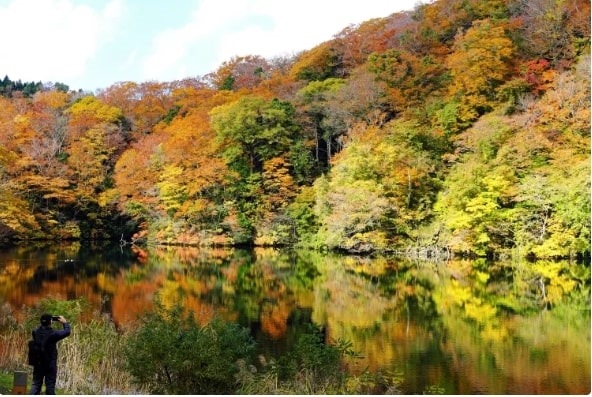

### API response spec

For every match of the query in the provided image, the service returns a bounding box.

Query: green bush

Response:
[123,300,255,394]
[23,297,87,330]
[238,324,366,394]
[277,324,341,382]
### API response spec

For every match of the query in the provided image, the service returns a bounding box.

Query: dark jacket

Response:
[32,323,71,363]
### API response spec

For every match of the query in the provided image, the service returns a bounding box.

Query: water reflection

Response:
[0,243,589,394]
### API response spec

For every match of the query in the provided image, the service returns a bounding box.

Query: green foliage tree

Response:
[210,95,299,176]
[295,78,346,166]
[209,96,301,239]
[123,300,255,394]
[286,186,319,246]
[0,75,43,97]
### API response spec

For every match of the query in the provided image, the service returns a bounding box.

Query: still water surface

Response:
[0,243,589,394]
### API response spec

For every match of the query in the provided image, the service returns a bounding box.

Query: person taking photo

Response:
[29,314,71,395]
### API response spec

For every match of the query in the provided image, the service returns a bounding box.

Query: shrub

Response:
[123,300,255,394]
[277,324,341,383]
[238,324,368,394]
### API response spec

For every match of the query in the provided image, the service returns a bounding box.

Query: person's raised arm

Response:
[55,315,71,338]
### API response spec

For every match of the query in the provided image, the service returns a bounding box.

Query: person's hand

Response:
[57,315,67,324]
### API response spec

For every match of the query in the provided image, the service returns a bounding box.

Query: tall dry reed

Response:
[0,303,30,371]
[57,315,147,394]
[0,303,146,395]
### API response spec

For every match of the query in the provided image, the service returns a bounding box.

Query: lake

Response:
[0,242,589,394]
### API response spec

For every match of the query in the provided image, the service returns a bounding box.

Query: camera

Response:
[51,316,60,321]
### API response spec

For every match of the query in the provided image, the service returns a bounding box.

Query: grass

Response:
[0,371,13,394]
[0,370,68,395]
[0,300,142,395]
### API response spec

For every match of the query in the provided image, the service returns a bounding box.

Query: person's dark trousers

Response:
[30,362,58,395]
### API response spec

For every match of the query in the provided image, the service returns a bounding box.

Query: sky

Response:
[0,0,421,92]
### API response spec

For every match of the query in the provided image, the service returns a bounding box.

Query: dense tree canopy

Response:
[0,0,589,259]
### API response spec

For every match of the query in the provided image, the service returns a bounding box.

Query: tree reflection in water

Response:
[0,243,588,394]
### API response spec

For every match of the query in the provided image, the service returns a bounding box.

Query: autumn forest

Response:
[0,0,589,260]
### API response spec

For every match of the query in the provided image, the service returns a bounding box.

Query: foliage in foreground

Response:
[123,300,255,394]
[236,324,401,394]
[122,299,399,394]
[0,295,401,395]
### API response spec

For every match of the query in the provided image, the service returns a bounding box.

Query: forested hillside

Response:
[0,0,589,259]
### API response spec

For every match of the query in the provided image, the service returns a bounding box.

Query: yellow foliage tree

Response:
[446,19,516,121]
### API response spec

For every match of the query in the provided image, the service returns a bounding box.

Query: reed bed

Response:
[57,315,146,394]
[0,304,145,395]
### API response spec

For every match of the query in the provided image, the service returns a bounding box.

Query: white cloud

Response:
[101,0,126,40]
[103,0,124,20]
[141,24,193,79]
[141,0,253,80]
[141,0,420,81]
[120,49,138,72]
[1,0,421,89]
[0,0,124,84]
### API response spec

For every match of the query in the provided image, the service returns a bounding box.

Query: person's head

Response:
[40,313,52,326]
